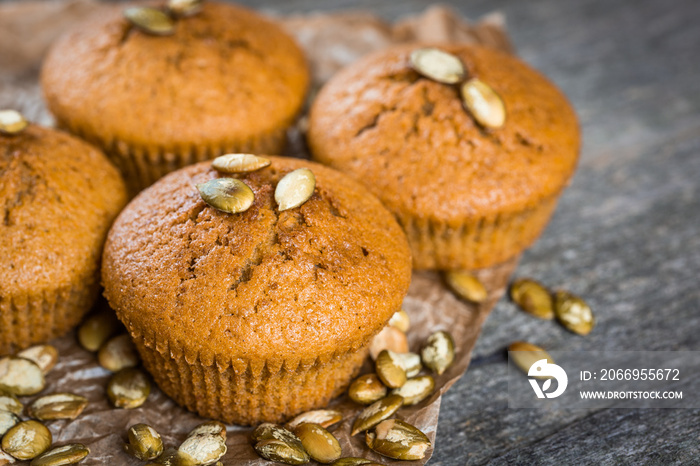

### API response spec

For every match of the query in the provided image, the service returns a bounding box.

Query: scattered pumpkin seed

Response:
[254,439,309,465]
[0,390,23,415]
[27,393,88,421]
[409,48,465,84]
[0,410,20,437]
[375,350,407,389]
[197,178,255,214]
[554,290,595,335]
[0,357,45,395]
[508,341,554,378]
[2,420,52,460]
[510,278,554,319]
[390,375,435,405]
[387,309,410,333]
[0,110,28,135]
[444,271,488,303]
[78,311,120,352]
[212,153,270,174]
[421,331,455,375]
[251,423,301,447]
[107,368,150,409]
[394,352,422,378]
[98,334,140,372]
[178,433,226,465]
[460,78,506,129]
[275,168,316,211]
[187,421,227,441]
[167,0,202,17]
[17,345,58,374]
[151,447,197,466]
[124,7,175,36]
[124,424,163,461]
[331,459,385,466]
[30,444,89,466]
[365,419,431,461]
[351,394,403,436]
[293,423,341,464]
[286,409,342,430]
[348,374,387,405]
[369,326,408,360]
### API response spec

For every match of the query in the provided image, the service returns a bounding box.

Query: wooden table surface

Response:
[230,0,700,464]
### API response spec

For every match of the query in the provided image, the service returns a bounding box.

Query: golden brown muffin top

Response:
[41,1,309,151]
[102,157,412,366]
[0,125,127,297]
[308,44,580,224]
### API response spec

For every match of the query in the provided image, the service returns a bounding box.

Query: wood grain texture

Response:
[227,0,700,464]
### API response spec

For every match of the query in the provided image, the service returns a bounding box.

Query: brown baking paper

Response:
[0,2,514,464]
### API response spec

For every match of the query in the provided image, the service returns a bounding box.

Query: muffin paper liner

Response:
[0,2,514,464]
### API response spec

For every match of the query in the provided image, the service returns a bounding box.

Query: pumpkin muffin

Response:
[101,156,412,425]
[0,121,127,355]
[41,1,309,194]
[308,44,580,270]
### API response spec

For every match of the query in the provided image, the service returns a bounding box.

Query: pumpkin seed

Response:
[254,439,309,465]
[375,350,407,389]
[187,421,227,441]
[286,409,342,430]
[293,423,341,464]
[212,153,270,174]
[365,419,430,461]
[554,290,595,335]
[27,393,88,421]
[275,168,315,211]
[124,424,163,461]
[351,394,403,436]
[197,178,254,214]
[409,48,465,84]
[0,390,22,415]
[390,375,435,405]
[387,309,410,333]
[348,374,387,405]
[444,271,488,303]
[78,311,120,352]
[98,334,140,372]
[30,444,89,466]
[369,326,408,360]
[331,459,385,466]
[420,331,455,375]
[0,357,45,395]
[460,78,506,129]
[508,341,554,378]
[151,447,197,466]
[510,278,554,319]
[394,352,422,378]
[0,110,28,135]
[167,0,202,17]
[0,450,14,465]
[0,411,20,437]
[124,7,175,36]
[178,433,226,465]
[2,420,52,460]
[17,345,58,374]
[251,423,301,447]
[107,368,150,409]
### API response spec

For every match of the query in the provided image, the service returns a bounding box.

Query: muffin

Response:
[308,44,580,270]
[0,120,127,355]
[101,156,412,424]
[41,1,309,193]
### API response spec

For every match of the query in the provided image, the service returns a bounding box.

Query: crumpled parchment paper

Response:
[0,2,514,464]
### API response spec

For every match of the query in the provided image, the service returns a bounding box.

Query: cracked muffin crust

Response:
[41,1,309,194]
[0,125,127,355]
[308,44,580,270]
[101,156,412,424]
